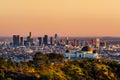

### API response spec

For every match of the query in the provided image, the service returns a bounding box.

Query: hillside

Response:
[0,52,120,80]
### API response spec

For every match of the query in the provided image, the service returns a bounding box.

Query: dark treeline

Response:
[0,52,120,80]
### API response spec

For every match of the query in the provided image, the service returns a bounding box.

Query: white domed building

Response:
[64,46,100,60]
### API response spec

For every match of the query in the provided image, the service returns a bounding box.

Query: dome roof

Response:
[81,46,93,52]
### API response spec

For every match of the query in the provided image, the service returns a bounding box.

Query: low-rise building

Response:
[64,46,100,60]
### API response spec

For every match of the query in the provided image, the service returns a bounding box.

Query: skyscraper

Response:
[27,32,33,46]
[38,37,42,46]
[50,36,55,45]
[43,35,48,45]
[13,35,20,46]
[55,34,58,40]
[20,37,24,46]
[54,34,58,44]
[29,32,32,38]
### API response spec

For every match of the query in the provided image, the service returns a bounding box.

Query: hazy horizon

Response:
[0,0,120,37]
[0,34,120,38]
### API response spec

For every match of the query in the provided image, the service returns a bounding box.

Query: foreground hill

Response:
[0,52,120,80]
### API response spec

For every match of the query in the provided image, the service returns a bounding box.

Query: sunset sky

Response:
[0,0,120,37]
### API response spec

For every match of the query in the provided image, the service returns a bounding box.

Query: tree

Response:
[6,77,13,80]
[23,62,29,72]
[33,52,49,68]
[47,53,64,63]
[7,58,16,70]
[16,62,22,71]
[0,57,7,69]
[0,69,5,80]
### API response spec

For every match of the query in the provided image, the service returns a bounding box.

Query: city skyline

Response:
[0,0,120,37]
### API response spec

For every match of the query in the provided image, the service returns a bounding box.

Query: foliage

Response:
[0,52,120,80]
[0,69,5,79]
[0,57,7,69]
[46,53,64,63]
[33,52,49,68]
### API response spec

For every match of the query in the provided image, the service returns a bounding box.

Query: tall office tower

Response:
[50,36,55,45]
[55,34,58,40]
[20,37,24,46]
[27,32,33,45]
[38,37,42,46]
[29,32,32,38]
[27,32,32,41]
[54,33,58,44]
[43,35,48,45]
[24,41,28,46]
[96,38,100,48]
[13,35,20,46]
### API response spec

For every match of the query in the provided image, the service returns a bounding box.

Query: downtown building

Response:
[13,35,20,46]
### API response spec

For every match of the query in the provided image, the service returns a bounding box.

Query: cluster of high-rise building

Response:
[13,32,106,49]
[13,32,59,47]
[13,32,34,46]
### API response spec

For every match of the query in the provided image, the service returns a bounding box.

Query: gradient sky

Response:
[0,0,120,37]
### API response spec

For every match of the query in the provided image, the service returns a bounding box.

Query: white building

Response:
[64,46,100,60]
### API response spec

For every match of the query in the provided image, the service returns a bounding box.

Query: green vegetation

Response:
[0,52,120,80]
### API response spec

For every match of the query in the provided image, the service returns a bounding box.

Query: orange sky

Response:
[0,0,120,37]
